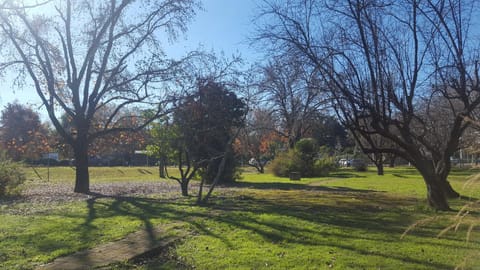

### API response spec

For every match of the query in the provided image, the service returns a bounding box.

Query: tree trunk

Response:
[371,153,383,175]
[376,162,384,175]
[201,153,228,204]
[441,179,460,199]
[158,156,166,178]
[426,181,450,211]
[73,139,90,194]
[180,180,189,196]
[196,177,205,204]
[437,159,460,199]
[389,155,396,168]
[418,161,451,211]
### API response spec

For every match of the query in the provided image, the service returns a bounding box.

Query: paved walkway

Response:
[36,223,185,270]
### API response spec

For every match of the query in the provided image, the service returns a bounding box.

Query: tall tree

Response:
[255,0,480,210]
[258,57,327,148]
[0,0,198,193]
[0,102,51,161]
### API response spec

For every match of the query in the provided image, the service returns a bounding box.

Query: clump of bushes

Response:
[0,154,26,197]
[270,151,301,177]
[270,138,338,178]
[351,159,368,171]
[314,158,338,176]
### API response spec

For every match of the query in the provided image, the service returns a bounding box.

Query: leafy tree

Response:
[56,109,151,165]
[174,78,246,202]
[0,0,198,193]
[255,0,480,210]
[0,102,51,161]
[147,117,176,178]
[148,120,198,196]
[89,111,151,164]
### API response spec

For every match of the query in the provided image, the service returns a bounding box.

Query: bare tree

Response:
[0,0,199,193]
[258,56,327,148]
[255,0,480,210]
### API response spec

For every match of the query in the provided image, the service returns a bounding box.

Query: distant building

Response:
[42,152,59,161]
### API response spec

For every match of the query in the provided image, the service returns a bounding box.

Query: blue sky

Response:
[0,0,261,118]
[164,0,260,60]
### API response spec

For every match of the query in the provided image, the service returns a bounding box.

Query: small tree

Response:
[148,121,198,196]
[295,138,319,177]
[147,117,174,178]
[235,109,283,173]
[174,78,246,202]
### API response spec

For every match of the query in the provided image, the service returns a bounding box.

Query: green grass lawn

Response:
[24,166,162,183]
[1,166,480,269]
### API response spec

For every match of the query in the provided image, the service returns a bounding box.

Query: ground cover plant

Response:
[1,166,479,269]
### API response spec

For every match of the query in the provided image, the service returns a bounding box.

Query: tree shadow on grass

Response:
[228,181,375,193]
[137,169,153,175]
[44,186,472,270]
[328,172,367,178]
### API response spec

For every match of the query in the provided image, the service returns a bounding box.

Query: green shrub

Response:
[295,138,319,177]
[0,155,26,196]
[271,139,338,178]
[295,138,318,158]
[270,151,298,177]
[351,159,368,171]
[313,158,338,176]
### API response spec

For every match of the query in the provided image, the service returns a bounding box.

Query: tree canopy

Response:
[0,102,51,161]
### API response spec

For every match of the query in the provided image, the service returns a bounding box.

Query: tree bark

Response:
[158,156,166,178]
[180,180,189,196]
[388,155,396,168]
[73,138,90,194]
[196,177,205,204]
[417,161,451,211]
[201,153,228,204]
[376,162,384,175]
[441,179,460,199]
[426,181,450,211]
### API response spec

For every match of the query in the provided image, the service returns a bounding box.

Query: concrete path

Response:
[36,223,185,270]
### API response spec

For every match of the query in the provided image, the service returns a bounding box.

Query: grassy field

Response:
[1,166,480,269]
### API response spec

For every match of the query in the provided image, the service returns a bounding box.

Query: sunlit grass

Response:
[24,166,162,183]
